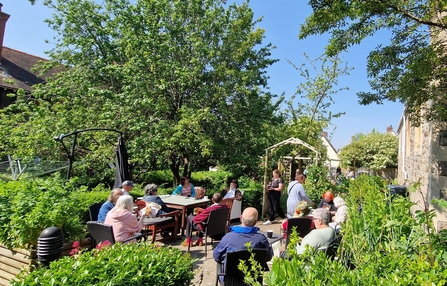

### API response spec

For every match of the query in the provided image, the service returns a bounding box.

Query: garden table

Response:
[258,230,283,246]
[161,195,210,235]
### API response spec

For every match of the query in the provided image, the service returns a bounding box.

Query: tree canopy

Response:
[338,130,398,170]
[301,0,447,124]
[1,0,283,184]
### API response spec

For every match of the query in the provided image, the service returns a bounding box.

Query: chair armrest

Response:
[160,210,182,218]
[122,233,143,244]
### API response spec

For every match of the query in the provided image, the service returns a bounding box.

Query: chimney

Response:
[386,125,393,133]
[0,4,10,62]
[322,132,328,138]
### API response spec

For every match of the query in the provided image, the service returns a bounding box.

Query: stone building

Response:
[397,114,447,231]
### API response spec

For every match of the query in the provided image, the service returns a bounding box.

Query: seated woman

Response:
[172,176,196,197]
[329,196,348,233]
[296,208,336,254]
[221,179,243,201]
[281,201,313,240]
[104,195,148,243]
[317,191,337,216]
[97,188,123,222]
[142,183,170,215]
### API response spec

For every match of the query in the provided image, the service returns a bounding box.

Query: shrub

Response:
[260,175,447,285]
[13,243,196,286]
[0,176,109,248]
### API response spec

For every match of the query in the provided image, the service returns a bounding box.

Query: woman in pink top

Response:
[104,195,147,243]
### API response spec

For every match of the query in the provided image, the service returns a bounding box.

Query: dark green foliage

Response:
[303,165,336,203]
[0,176,109,248]
[13,243,196,286]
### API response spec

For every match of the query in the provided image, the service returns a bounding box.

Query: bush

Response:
[0,176,109,248]
[13,243,196,286]
[261,175,447,284]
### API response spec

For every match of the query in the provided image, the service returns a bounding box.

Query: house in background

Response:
[397,112,447,231]
[0,4,52,109]
[321,132,340,176]
[0,4,54,172]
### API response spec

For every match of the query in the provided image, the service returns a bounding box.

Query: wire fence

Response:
[0,155,69,180]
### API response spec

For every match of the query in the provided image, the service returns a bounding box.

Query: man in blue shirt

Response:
[213,207,273,268]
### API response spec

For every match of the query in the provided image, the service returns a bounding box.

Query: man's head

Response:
[121,180,135,193]
[241,207,258,227]
[212,192,222,204]
[108,188,124,204]
[312,208,330,228]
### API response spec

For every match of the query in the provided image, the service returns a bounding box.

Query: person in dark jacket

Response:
[213,207,273,272]
[142,183,170,215]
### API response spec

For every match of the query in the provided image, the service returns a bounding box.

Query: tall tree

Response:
[301,0,447,124]
[0,0,282,183]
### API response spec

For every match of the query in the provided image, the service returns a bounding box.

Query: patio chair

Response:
[221,198,234,228]
[215,248,270,286]
[285,217,314,247]
[86,221,141,247]
[188,207,231,256]
[324,235,342,260]
[88,202,103,221]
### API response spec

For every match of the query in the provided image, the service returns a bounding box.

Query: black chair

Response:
[88,202,103,221]
[188,207,231,256]
[285,217,314,247]
[86,221,141,247]
[215,248,270,286]
[324,235,342,260]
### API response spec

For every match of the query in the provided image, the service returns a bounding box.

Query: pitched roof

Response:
[0,46,50,93]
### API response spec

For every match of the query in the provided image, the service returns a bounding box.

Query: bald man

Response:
[213,207,273,266]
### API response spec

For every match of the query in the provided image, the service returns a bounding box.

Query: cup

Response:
[204,196,208,200]
[266,230,273,238]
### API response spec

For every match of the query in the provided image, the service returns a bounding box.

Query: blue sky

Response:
[3,0,404,150]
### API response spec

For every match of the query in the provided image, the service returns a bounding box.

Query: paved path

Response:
[157,219,285,285]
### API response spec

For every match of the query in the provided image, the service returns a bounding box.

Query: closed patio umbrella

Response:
[113,136,130,188]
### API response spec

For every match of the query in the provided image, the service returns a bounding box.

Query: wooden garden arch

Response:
[262,138,320,216]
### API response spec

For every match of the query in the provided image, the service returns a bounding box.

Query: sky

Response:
[3,0,404,150]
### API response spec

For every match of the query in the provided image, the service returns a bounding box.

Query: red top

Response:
[193,204,228,225]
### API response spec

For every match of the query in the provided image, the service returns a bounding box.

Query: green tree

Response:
[0,0,283,184]
[278,54,350,166]
[339,130,398,170]
[301,0,447,124]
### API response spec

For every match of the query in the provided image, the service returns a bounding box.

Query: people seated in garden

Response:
[181,192,228,247]
[104,195,148,243]
[295,208,336,254]
[281,201,312,240]
[121,180,134,195]
[97,188,123,222]
[142,183,170,215]
[317,191,337,216]
[286,174,313,218]
[213,207,273,282]
[329,196,348,233]
[172,176,196,197]
[221,179,243,200]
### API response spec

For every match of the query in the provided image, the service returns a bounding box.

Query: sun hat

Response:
[293,201,311,218]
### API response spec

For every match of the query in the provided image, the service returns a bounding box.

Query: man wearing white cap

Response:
[121,180,134,196]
